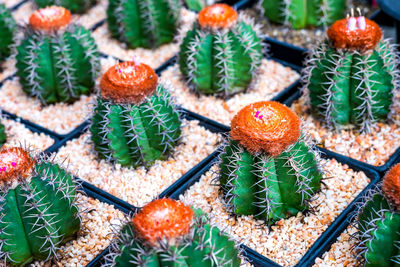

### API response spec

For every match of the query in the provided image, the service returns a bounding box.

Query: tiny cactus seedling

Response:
[106,198,242,266]
[219,101,323,224]
[34,0,97,14]
[16,6,100,105]
[0,147,81,265]
[303,15,400,132]
[0,120,6,147]
[107,0,181,49]
[0,4,16,62]
[90,61,182,168]
[259,0,346,29]
[179,4,263,97]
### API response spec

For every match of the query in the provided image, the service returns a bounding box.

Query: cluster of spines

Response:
[34,0,97,14]
[0,4,16,62]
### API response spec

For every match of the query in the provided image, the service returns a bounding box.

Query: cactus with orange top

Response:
[90,61,182,168]
[179,4,263,96]
[0,4,16,62]
[15,6,100,105]
[218,101,323,224]
[0,147,81,265]
[106,198,241,266]
[304,14,400,132]
[354,163,400,266]
[34,0,96,14]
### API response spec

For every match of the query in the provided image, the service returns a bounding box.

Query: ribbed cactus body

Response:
[306,40,397,131]
[179,19,263,96]
[260,0,346,29]
[34,0,97,14]
[0,121,6,146]
[0,4,16,61]
[219,137,322,223]
[90,84,182,167]
[107,0,181,49]
[0,160,80,265]
[16,25,100,105]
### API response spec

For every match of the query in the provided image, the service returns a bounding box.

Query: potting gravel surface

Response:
[55,120,221,207]
[160,59,299,126]
[0,58,16,82]
[179,158,370,267]
[0,0,22,8]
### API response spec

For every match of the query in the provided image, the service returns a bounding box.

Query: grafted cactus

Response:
[107,0,181,49]
[179,4,263,96]
[303,16,399,132]
[34,0,97,14]
[0,4,16,62]
[0,147,81,265]
[16,6,100,105]
[90,61,182,168]
[219,101,323,224]
[106,198,242,266]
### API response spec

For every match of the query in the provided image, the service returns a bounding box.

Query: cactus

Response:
[355,163,400,266]
[34,0,97,14]
[107,0,181,49]
[105,198,242,266]
[218,101,323,224]
[303,16,400,133]
[259,0,346,29]
[184,0,214,12]
[0,4,16,62]
[179,4,263,96]
[0,147,81,265]
[90,61,182,168]
[0,120,6,147]
[15,6,100,105]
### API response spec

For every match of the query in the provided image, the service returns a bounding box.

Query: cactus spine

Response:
[34,0,97,14]
[179,4,263,96]
[16,6,100,105]
[0,147,81,265]
[107,0,181,49]
[0,4,16,62]
[106,198,242,266]
[260,0,346,29]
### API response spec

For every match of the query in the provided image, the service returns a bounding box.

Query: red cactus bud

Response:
[383,163,400,210]
[198,4,238,29]
[29,6,71,31]
[0,147,34,183]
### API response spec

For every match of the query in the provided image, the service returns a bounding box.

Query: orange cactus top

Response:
[0,147,34,184]
[29,6,72,31]
[100,61,158,104]
[198,4,238,29]
[231,101,301,157]
[383,163,400,210]
[327,16,382,51]
[132,198,194,244]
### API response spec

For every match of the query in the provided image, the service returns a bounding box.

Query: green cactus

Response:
[0,150,81,265]
[218,135,323,224]
[304,39,399,132]
[90,84,182,168]
[15,25,100,105]
[260,0,346,29]
[179,14,263,96]
[0,4,16,62]
[34,0,97,14]
[0,121,6,147]
[107,0,181,49]
[184,0,214,12]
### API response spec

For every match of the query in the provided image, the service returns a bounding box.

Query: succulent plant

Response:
[355,163,400,266]
[34,0,97,14]
[90,61,182,168]
[0,147,81,265]
[0,4,16,62]
[218,101,323,224]
[106,198,242,266]
[0,120,6,147]
[107,0,181,49]
[184,0,214,12]
[303,15,399,133]
[15,6,100,105]
[179,4,263,97]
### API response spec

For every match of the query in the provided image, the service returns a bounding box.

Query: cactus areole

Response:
[0,147,34,184]
[198,4,238,29]
[100,62,158,104]
[327,16,382,51]
[29,6,71,31]
[383,163,400,210]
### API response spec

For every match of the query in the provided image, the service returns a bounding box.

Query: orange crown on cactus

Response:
[29,6,72,31]
[231,101,301,157]
[198,4,238,29]
[383,163,400,210]
[0,147,34,183]
[132,198,194,244]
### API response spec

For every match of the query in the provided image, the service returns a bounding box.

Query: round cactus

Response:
[0,120,6,147]
[303,16,399,133]
[0,4,16,62]
[34,0,97,14]
[90,61,182,168]
[106,198,242,266]
[0,147,81,265]
[15,6,100,105]
[179,4,263,96]
[219,101,323,224]
[107,0,181,49]
[259,0,346,29]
